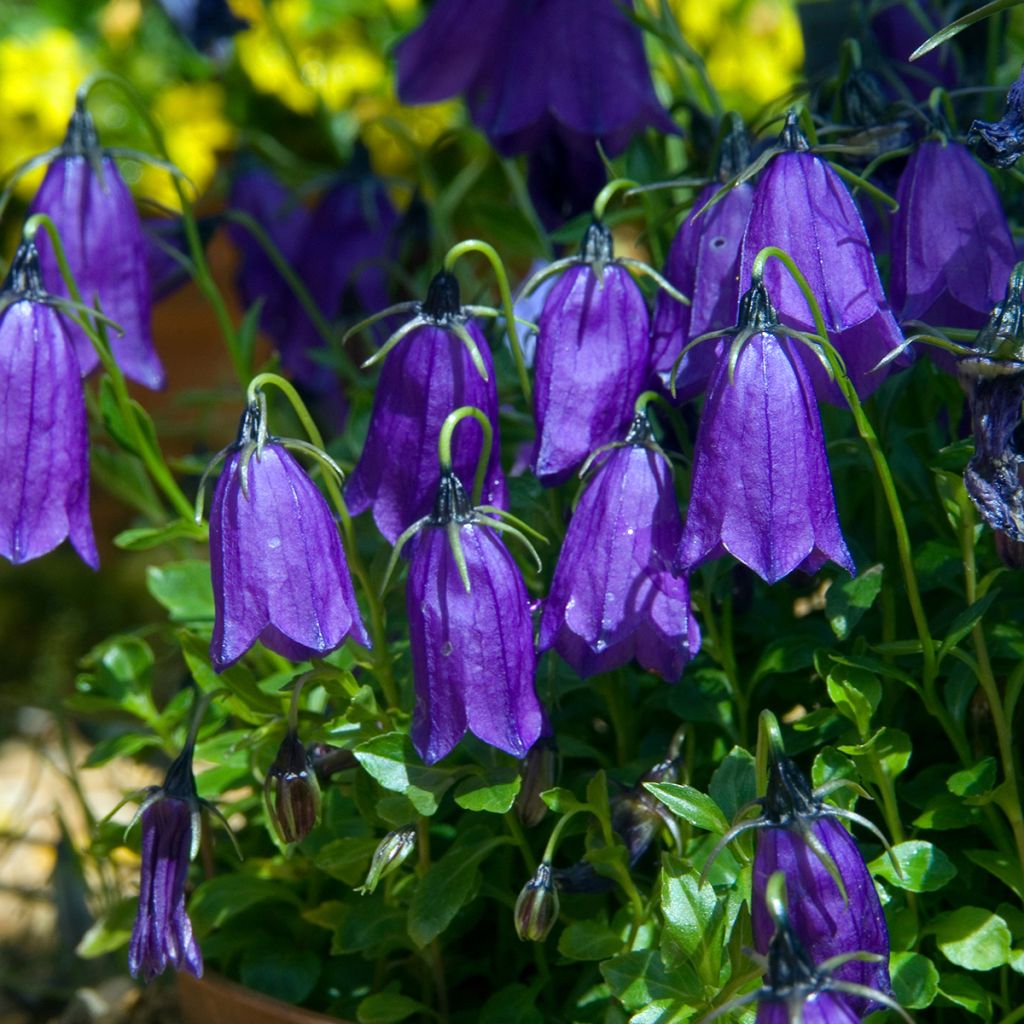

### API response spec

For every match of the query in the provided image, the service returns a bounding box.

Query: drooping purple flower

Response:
[156,0,249,56]
[208,402,369,670]
[128,746,203,982]
[651,180,754,401]
[505,260,558,370]
[739,113,905,403]
[29,97,164,390]
[891,140,1014,360]
[750,758,890,1018]
[677,283,854,584]
[868,0,957,103]
[532,221,653,485]
[969,64,1024,169]
[406,473,544,765]
[539,412,699,679]
[346,270,507,543]
[0,240,97,569]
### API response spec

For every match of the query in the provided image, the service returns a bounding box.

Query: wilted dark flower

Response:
[29,97,164,390]
[970,65,1024,168]
[891,140,1013,360]
[405,472,544,764]
[739,113,905,403]
[539,411,700,678]
[346,270,507,543]
[677,283,854,584]
[532,221,657,485]
[0,240,97,569]
[515,728,557,828]
[357,827,417,895]
[207,401,369,670]
[156,0,248,56]
[263,731,320,844]
[514,862,559,942]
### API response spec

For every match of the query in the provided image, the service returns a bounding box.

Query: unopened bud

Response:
[612,756,679,865]
[516,734,557,828]
[357,826,416,895]
[514,862,559,942]
[263,731,320,844]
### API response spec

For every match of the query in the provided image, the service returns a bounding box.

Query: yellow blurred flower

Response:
[0,28,92,196]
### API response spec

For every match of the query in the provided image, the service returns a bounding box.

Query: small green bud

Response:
[357,826,416,895]
[263,731,320,845]
[514,862,559,942]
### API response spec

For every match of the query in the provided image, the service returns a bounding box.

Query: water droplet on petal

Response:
[267,536,281,549]
[441,641,454,656]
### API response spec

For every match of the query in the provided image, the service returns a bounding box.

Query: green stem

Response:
[593,178,640,221]
[504,811,537,874]
[751,245,970,766]
[437,406,493,505]
[443,239,532,408]
[247,373,398,708]
[24,214,194,521]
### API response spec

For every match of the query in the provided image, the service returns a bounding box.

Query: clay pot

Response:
[177,972,353,1024]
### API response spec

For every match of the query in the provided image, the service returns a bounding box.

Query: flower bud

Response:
[263,732,320,844]
[514,862,559,942]
[357,827,417,895]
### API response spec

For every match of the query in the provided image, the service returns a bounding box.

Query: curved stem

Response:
[444,239,532,407]
[437,406,493,505]
[592,177,640,221]
[751,245,970,766]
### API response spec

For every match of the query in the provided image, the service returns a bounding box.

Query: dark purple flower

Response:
[157,0,248,56]
[128,748,203,982]
[677,284,854,584]
[144,215,218,302]
[532,222,652,485]
[891,140,1014,354]
[29,97,164,390]
[0,240,97,569]
[868,0,957,103]
[739,115,905,403]
[651,181,754,401]
[539,413,699,678]
[346,271,507,543]
[406,473,543,764]
[970,64,1024,168]
[208,403,369,670]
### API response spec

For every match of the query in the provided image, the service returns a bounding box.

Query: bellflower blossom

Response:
[346,270,507,543]
[739,112,905,403]
[891,138,1014,365]
[868,0,957,103]
[970,64,1024,168]
[403,472,544,765]
[205,400,369,670]
[0,240,97,569]
[539,412,700,680]
[29,96,165,389]
[677,282,854,584]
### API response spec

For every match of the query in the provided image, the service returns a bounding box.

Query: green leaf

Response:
[355,733,455,816]
[75,897,137,958]
[964,849,1024,900]
[240,948,321,1004]
[644,783,729,834]
[910,0,1024,61]
[407,831,509,947]
[189,875,300,936]
[99,375,154,456]
[869,841,957,892]
[933,907,1011,970]
[948,758,997,797]
[356,992,425,1024]
[453,765,522,813]
[936,972,993,1018]
[540,786,586,813]
[557,918,622,961]
[600,950,702,1011]
[938,592,998,664]
[838,727,911,780]
[179,631,281,720]
[313,836,381,885]
[708,747,756,821]
[114,519,206,550]
[913,793,983,830]
[826,663,881,738]
[82,731,162,768]
[890,951,939,1009]
[479,983,543,1024]
[660,869,715,961]
[826,564,883,639]
[147,560,215,624]
[751,634,819,684]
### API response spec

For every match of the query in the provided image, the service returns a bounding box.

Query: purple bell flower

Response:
[346,270,507,543]
[739,113,905,403]
[868,0,957,103]
[677,283,854,584]
[406,472,544,764]
[970,64,1024,168]
[539,412,700,679]
[0,240,97,569]
[29,97,165,390]
[145,215,218,303]
[207,401,369,670]
[532,221,653,485]
[891,140,1014,359]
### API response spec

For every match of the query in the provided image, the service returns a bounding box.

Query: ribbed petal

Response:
[408,523,543,764]
[345,322,507,543]
[752,819,891,1018]
[0,300,97,569]
[31,156,164,389]
[532,264,650,485]
[739,151,904,403]
[209,443,369,670]
[677,333,854,583]
[652,183,754,401]
[756,991,860,1024]
[128,798,202,982]
[539,444,699,680]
